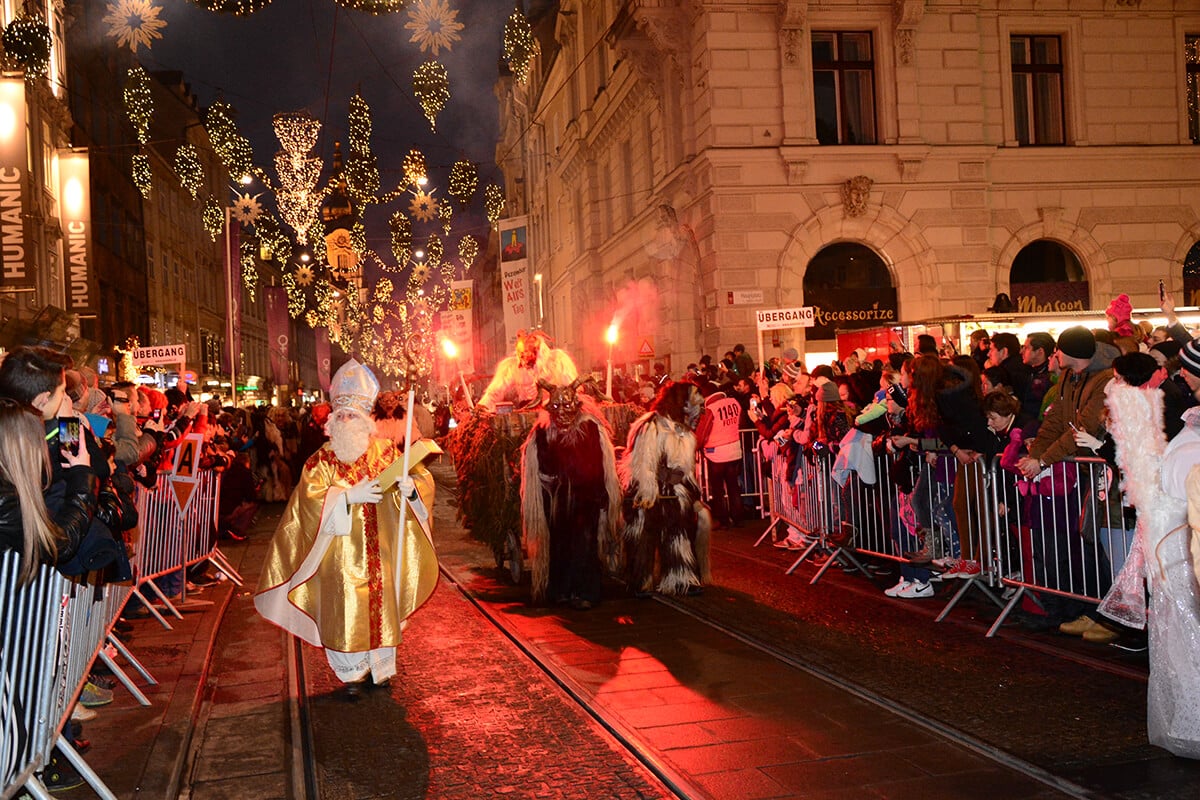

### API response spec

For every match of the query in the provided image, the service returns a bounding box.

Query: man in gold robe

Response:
[255,359,439,694]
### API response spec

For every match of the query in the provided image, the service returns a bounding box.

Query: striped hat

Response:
[1180,338,1200,379]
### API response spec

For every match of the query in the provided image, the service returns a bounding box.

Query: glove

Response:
[344,478,383,506]
[396,476,416,500]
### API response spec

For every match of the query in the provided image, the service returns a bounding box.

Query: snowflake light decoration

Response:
[405,0,463,57]
[412,60,450,131]
[408,189,439,223]
[231,193,264,226]
[294,264,315,286]
[104,0,167,53]
[410,262,430,285]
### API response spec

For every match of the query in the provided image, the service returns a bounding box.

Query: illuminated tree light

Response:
[175,144,204,199]
[425,232,443,267]
[304,309,320,329]
[412,60,449,131]
[329,0,405,14]
[345,92,380,204]
[389,211,412,271]
[401,148,427,188]
[457,234,478,270]
[2,14,51,78]
[202,196,224,242]
[502,8,538,85]
[484,183,505,225]
[204,100,255,179]
[375,278,394,304]
[438,200,452,234]
[188,1,274,16]
[447,159,477,205]
[123,67,152,144]
[241,252,259,301]
[272,111,324,245]
[131,153,152,198]
[283,271,306,318]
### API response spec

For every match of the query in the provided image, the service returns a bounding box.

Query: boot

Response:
[903,527,935,564]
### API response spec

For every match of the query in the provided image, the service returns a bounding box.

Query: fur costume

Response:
[619,381,712,596]
[520,382,621,606]
[480,330,579,410]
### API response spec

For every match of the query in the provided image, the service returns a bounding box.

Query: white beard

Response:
[328,415,375,464]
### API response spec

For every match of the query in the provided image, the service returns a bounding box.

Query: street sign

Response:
[755,307,814,330]
[638,337,655,357]
[131,343,187,367]
[728,290,765,305]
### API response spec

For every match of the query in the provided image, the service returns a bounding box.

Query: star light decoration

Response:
[272,111,324,245]
[503,8,538,85]
[412,60,450,131]
[404,0,463,57]
[408,188,439,223]
[103,0,167,53]
[231,193,264,226]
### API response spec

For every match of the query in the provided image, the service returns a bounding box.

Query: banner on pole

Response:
[497,216,530,344]
[224,218,242,374]
[59,150,95,314]
[265,286,290,386]
[315,327,332,393]
[0,77,32,291]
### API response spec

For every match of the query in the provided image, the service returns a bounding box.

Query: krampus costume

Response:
[520,379,622,609]
[480,330,579,410]
[620,381,712,596]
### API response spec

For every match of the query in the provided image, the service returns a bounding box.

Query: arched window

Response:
[803,243,895,341]
[1008,239,1089,312]
[1183,240,1200,306]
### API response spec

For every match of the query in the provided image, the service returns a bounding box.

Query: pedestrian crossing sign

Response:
[638,338,655,357]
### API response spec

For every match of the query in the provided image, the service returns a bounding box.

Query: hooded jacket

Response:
[1028,342,1118,466]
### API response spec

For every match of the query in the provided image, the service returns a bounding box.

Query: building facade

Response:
[497,0,1200,369]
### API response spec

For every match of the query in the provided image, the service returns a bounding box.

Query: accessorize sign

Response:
[802,287,898,340]
[59,150,94,314]
[0,78,32,291]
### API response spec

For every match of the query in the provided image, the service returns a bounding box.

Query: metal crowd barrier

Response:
[697,427,767,521]
[2,466,242,799]
[757,442,1129,635]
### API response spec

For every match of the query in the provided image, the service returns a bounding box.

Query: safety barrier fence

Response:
[1,468,241,800]
[757,447,1134,637]
[697,428,768,520]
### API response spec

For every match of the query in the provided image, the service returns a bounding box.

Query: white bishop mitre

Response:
[331,359,380,418]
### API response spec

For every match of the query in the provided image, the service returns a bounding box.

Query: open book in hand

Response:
[375,438,444,491]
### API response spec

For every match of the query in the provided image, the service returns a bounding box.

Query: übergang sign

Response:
[755,307,814,330]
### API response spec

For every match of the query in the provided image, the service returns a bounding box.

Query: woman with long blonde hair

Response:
[0,399,62,583]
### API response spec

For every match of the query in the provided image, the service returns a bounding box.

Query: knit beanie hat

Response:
[819,381,840,403]
[782,347,800,362]
[1057,326,1096,360]
[1180,338,1200,379]
[782,360,802,382]
[1106,293,1132,324]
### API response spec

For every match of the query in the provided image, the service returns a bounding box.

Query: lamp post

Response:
[533,273,543,328]
[441,337,474,408]
[605,322,618,400]
[224,205,238,409]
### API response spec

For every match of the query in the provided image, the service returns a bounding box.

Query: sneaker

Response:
[895,580,935,599]
[87,674,117,691]
[42,752,84,792]
[1058,615,1099,636]
[884,579,912,597]
[931,556,954,569]
[943,559,981,579]
[80,681,113,708]
[70,704,96,722]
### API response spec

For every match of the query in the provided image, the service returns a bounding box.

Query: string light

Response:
[448,159,477,204]
[401,149,427,188]
[202,196,224,241]
[485,183,505,225]
[188,0,274,15]
[175,144,204,199]
[2,14,52,77]
[123,67,152,144]
[131,153,152,198]
[282,271,306,318]
[330,0,405,14]
[205,100,255,180]
[425,232,443,267]
[390,211,412,270]
[458,234,477,270]
[412,60,450,131]
[345,92,379,204]
[438,200,452,234]
[503,8,538,85]
[272,111,324,245]
[375,278,394,303]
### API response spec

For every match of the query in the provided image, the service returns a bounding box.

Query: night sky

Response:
[136,0,516,247]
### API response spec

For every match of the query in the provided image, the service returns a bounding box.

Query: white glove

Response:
[1073,429,1103,452]
[344,478,383,506]
[396,476,416,500]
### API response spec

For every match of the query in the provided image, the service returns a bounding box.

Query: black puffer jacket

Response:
[0,465,98,567]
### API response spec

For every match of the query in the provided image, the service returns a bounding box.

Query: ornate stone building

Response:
[497,0,1200,368]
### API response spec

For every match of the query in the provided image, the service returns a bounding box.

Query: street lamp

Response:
[605,322,618,400]
[441,337,474,408]
[533,273,543,328]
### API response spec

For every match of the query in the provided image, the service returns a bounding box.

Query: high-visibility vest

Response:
[703,393,742,462]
